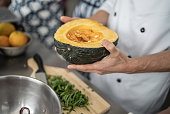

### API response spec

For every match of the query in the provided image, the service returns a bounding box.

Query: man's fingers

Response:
[102,39,117,53]
[60,16,72,23]
[67,62,101,71]
[68,64,93,71]
[102,39,119,56]
[68,64,104,74]
[60,16,79,23]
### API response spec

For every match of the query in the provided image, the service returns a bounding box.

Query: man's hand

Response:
[68,39,134,75]
[68,39,170,74]
[60,16,80,23]
[60,10,109,25]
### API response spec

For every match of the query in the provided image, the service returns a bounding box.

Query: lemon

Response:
[9,31,28,47]
[0,35,10,47]
[0,23,16,36]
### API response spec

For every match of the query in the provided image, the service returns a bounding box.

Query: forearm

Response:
[129,50,170,73]
[88,10,109,26]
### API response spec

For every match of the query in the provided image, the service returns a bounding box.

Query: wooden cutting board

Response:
[27,58,110,114]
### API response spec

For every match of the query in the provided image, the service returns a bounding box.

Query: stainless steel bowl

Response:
[0,33,32,56]
[0,75,62,114]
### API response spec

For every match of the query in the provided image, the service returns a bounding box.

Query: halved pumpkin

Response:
[54,19,118,64]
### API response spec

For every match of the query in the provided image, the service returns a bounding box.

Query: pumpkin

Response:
[54,19,118,64]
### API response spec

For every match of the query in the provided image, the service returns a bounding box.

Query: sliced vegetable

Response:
[46,75,89,113]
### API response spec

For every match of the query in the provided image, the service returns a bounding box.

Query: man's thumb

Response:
[60,16,79,23]
[102,39,117,54]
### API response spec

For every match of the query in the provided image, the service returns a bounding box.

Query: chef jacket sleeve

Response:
[98,0,117,14]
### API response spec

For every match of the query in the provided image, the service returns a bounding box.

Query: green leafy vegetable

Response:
[46,75,89,113]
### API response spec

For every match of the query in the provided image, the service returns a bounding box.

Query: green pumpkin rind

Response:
[54,19,119,64]
[54,39,118,64]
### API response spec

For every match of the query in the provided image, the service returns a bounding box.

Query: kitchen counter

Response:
[0,38,127,114]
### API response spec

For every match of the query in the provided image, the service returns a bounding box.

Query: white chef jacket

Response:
[90,0,170,114]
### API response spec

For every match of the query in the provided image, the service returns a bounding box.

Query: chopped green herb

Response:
[46,74,50,80]
[85,106,90,112]
[47,75,89,113]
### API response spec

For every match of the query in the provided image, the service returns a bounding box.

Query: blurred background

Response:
[0,0,105,50]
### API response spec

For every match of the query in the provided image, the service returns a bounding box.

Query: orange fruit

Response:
[0,23,16,36]
[0,35,10,47]
[9,31,28,47]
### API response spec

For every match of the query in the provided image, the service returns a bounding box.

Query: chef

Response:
[60,0,170,113]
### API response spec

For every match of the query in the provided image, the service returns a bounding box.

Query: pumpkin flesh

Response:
[66,25,103,43]
[55,19,118,48]
[54,19,118,64]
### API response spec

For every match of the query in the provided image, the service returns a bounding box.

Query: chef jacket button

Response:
[117,78,121,83]
[128,55,132,58]
[140,27,145,33]
[114,12,117,16]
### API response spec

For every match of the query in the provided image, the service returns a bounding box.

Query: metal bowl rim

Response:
[0,75,62,114]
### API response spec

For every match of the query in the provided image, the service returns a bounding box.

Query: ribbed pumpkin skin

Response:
[54,39,118,64]
[54,19,119,64]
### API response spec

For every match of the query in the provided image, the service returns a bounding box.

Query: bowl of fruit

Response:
[0,22,32,56]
